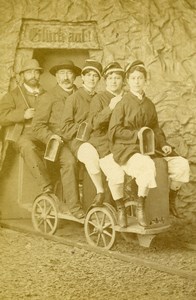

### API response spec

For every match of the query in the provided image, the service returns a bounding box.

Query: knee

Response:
[142,156,156,174]
[78,143,99,162]
[78,143,100,174]
[107,171,124,185]
[17,140,36,156]
[59,148,77,168]
[63,155,77,169]
[170,181,182,191]
[178,157,190,172]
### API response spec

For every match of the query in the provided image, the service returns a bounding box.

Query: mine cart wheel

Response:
[32,194,58,235]
[84,206,116,250]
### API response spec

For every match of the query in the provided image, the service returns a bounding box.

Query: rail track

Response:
[1,220,196,281]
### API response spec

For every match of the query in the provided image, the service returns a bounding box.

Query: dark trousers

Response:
[14,132,52,192]
[15,131,81,213]
[57,145,81,213]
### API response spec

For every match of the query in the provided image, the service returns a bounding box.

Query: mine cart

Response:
[0,146,170,250]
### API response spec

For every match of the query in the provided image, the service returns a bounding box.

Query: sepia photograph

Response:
[0,0,195,299]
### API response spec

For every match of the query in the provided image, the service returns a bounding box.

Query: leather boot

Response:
[92,193,104,206]
[124,177,138,201]
[136,196,148,227]
[116,199,127,228]
[169,189,180,218]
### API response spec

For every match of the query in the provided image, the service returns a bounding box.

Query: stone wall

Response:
[0,0,195,219]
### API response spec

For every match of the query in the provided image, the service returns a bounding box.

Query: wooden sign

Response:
[19,20,100,49]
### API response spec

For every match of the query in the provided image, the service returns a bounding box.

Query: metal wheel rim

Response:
[32,195,58,235]
[84,207,116,250]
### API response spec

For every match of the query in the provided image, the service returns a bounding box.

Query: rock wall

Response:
[0,0,195,219]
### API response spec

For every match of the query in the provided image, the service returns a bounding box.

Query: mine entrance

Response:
[33,48,89,91]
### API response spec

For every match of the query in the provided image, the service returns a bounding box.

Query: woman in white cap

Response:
[84,62,127,227]
[60,59,102,215]
[108,60,190,227]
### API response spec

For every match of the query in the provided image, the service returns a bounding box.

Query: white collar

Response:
[130,89,144,100]
[106,88,123,97]
[82,84,95,94]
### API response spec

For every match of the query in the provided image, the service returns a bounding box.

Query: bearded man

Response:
[0,58,52,193]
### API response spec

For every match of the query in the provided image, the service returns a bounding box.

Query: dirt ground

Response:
[0,220,196,300]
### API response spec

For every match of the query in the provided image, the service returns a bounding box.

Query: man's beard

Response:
[25,78,39,88]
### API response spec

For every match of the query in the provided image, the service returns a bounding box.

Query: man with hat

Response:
[108,60,190,226]
[32,60,84,219]
[0,58,52,193]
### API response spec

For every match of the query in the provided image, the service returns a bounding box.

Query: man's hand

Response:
[24,108,35,120]
[162,145,172,155]
[109,94,122,110]
[50,134,63,143]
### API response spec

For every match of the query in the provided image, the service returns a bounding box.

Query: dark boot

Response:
[137,196,148,227]
[124,177,138,200]
[169,189,180,218]
[116,199,127,228]
[93,193,104,206]
[42,184,53,194]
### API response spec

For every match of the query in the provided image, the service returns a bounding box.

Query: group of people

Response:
[0,57,190,228]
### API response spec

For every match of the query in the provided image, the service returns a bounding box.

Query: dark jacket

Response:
[88,90,116,158]
[0,84,45,171]
[108,91,168,165]
[0,85,45,127]
[0,84,45,141]
[61,87,96,156]
[32,84,77,144]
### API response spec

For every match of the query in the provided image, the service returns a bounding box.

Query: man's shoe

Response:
[72,209,85,219]
[92,193,104,206]
[42,185,53,194]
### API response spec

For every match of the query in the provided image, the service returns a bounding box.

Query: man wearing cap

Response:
[0,58,52,193]
[32,60,84,219]
[60,59,103,206]
[108,60,190,226]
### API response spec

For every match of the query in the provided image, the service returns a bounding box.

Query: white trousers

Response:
[121,153,157,197]
[99,153,125,200]
[121,154,190,196]
[77,144,124,200]
[78,143,190,198]
[77,142,100,174]
[163,156,190,190]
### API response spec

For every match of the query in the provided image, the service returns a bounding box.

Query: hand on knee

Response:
[170,181,182,191]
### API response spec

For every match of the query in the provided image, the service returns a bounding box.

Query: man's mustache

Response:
[62,80,71,84]
[28,78,38,82]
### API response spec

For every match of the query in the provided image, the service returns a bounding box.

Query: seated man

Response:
[108,60,190,227]
[0,59,52,194]
[32,60,84,219]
